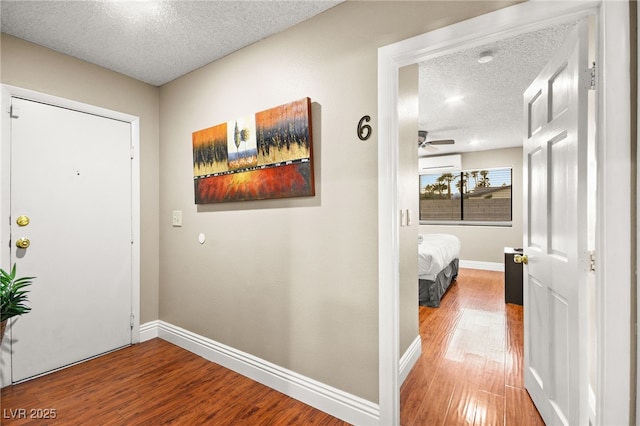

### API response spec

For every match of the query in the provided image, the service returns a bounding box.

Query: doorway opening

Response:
[378,2,632,425]
[405,17,592,425]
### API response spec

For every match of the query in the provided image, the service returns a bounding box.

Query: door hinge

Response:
[130,314,135,329]
[9,104,20,119]
[588,250,596,272]
[130,145,135,159]
[589,62,596,91]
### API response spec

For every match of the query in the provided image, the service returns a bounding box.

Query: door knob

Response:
[514,254,528,264]
[16,215,30,227]
[16,238,30,249]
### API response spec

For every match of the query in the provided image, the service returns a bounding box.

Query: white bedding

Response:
[418,233,461,280]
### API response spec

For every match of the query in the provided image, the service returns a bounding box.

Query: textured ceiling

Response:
[418,21,579,156]
[1,1,579,155]
[0,0,342,86]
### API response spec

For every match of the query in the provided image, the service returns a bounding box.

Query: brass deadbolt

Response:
[16,216,30,227]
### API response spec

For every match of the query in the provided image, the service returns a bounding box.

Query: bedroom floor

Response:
[401,268,545,426]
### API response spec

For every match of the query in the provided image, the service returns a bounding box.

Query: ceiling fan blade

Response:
[429,139,455,145]
[419,143,439,153]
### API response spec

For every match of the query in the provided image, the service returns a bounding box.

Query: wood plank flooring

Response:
[401,268,545,426]
[1,268,542,425]
[0,338,349,425]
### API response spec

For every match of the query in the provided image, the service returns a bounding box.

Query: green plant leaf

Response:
[0,264,35,322]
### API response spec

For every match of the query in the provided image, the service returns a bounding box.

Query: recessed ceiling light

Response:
[478,51,494,64]
[445,95,464,103]
[104,1,169,23]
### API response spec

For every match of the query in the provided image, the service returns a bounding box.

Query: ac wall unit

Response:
[418,154,461,175]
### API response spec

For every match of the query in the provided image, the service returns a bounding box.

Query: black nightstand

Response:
[504,247,523,305]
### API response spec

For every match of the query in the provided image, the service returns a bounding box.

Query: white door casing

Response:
[0,86,141,387]
[522,21,589,425]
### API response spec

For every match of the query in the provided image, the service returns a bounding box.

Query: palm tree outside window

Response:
[419,167,512,225]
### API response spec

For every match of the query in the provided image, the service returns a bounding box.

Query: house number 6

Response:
[357,115,372,141]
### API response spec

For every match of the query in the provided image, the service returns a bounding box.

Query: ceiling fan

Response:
[418,130,455,150]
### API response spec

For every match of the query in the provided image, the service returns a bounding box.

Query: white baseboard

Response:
[139,320,159,342]
[139,321,379,425]
[399,336,421,385]
[459,259,504,272]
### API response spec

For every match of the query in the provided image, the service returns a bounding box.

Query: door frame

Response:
[377,1,632,425]
[0,85,141,387]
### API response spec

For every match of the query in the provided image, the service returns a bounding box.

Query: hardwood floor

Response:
[401,268,545,425]
[0,339,349,425]
[1,268,542,425]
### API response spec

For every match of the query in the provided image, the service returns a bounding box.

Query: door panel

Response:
[528,147,545,250]
[528,90,545,137]
[550,63,570,119]
[528,276,547,387]
[549,134,570,257]
[549,291,569,414]
[9,98,133,382]
[523,20,589,426]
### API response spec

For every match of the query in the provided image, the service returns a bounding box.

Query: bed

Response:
[418,233,461,307]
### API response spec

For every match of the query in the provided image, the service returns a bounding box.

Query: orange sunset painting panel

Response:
[192,122,228,176]
[194,163,313,203]
[255,98,311,165]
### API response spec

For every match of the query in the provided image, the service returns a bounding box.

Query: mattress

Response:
[418,233,461,280]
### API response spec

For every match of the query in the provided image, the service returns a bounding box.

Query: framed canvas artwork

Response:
[192,97,315,204]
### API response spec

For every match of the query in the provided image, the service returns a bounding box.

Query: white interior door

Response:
[9,97,133,382]
[522,21,589,425]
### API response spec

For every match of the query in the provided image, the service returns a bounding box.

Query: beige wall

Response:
[420,147,524,264]
[1,0,521,404]
[0,34,161,323]
[159,1,518,402]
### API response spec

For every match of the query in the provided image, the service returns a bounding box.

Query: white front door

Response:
[522,21,589,425]
[9,97,133,382]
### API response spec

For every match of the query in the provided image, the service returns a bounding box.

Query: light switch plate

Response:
[400,209,407,227]
[172,210,182,227]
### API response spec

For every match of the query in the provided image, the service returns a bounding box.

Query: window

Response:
[419,167,512,225]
